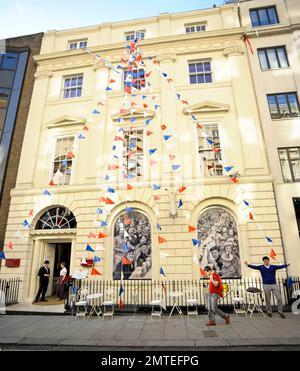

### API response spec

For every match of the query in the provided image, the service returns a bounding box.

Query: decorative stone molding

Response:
[111,108,155,122]
[183,100,230,115]
[156,53,177,63]
[46,115,86,129]
[223,41,244,56]
[34,67,53,80]
[30,229,77,237]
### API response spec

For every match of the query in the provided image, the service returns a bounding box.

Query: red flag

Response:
[49,180,55,187]
[231,177,239,184]
[188,226,197,233]
[146,71,152,78]
[119,299,125,309]
[200,268,206,277]
[120,57,127,64]
[105,198,115,205]
[67,152,75,159]
[182,100,189,105]
[109,79,116,84]
[7,241,13,250]
[158,236,167,244]
[114,136,124,142]
[108,164,119,171]
[249,212,254,221]
[154,196,161,201]
[161,125,167,131]
[147,131,154,136]
[131,102,137,107]
[143,104,148,109]
[29,210,34,217]
[88,233,97,239]
[91,268,102,276]
[127,184,134,190]
[83,125,89,131]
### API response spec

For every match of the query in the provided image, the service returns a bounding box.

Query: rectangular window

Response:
[52,136,75,185]
[267,92,300,119]
[189,60,212,84]
[62,74,83,99]
[125,31,145,42]
[278,148,300,183]
[293,198,300,237]
[124,68,145,90]
[250,6,279,27]
[68,40,88,50]
[0,52,19,70]
[258,46,289,70]
[185,23,207,33]
[198,124,223,176]
[122,129,144,179]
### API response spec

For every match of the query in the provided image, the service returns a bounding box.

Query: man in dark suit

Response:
[34,260,50,303]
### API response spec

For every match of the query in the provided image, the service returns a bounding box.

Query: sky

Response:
[0,0,223,39]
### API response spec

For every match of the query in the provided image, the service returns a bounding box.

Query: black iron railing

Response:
[0,278,21,306]
[66,277,300,314]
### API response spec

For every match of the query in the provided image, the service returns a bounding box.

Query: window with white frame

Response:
[122,128,144,179]
[68,40,88,50]
[62,74,83,99]
[52,136,75,185]
[278,147,300,183]
[125,30,145,42]
[124,68,146,90]
[189,60,212,84]
[198,124,223,176]
[185,23,207,33]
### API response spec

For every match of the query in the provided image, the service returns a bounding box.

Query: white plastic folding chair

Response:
[246,288,266,318]
[231,284,247,316]
[185,286,199,317]
[150,286,164,319]
[102,288,115,320]
[75,287,89,320]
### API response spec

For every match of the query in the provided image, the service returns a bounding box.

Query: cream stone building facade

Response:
[1,2,288,302]
[239,0,300,275]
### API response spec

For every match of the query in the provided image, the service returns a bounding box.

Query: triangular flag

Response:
[249,212,254,221]
[172,165,181,171]
[88,232,97,239]
[7,241,13,250]
[127,184,134,190]
[98,232,108,239]
[169,155,176,161]
[164,135,172,141]
[91,268,102,276]
[178,199,183,208]
[94,256,101,263]
[43,190,51,197]
[122,256,132,265]
[107,187,116,193]
[192,239,201,246]
[154,195,161,201]
[0,251,6,260]
[149,148,157,155]
[81,257,87,265]
[49,180,55,187]
[147,131,154,136]
[224,166,234,173]
[119,298,125,309]
[152,184,160,191]
[161,125,167,131]
[270,249,277,261]
[179,187,186,193]
[188,226,197,233]
[160,267,166,277]
[243,200,250,207]
[86,244,95,252]
[266,237,273,244]
[119,286,125,296]
[158,236,167,244]
[105,198,115,205]
[200,267,206,277]
[157,223,162,231]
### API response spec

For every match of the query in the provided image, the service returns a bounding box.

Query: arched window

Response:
[35,206,77,230]
[197,207,241,278]
[113,209,151,280]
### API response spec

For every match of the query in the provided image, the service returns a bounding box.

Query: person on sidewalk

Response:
[34,260,50,303]
[204,265,230,327]
[56,262,67,301]
[245,257,290,319]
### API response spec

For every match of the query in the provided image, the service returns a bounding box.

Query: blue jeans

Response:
[207,294,226,322]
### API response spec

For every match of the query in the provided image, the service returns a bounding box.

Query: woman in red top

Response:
[204,266,230,326]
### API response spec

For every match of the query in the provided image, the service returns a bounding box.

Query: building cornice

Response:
[246,23,300,38]
[34,28,246,67]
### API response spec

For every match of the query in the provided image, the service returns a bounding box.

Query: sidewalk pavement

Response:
[1,313,300,350]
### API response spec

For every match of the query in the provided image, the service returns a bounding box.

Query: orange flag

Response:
[179,187,187,194]
[124,218,132,225]
[147,131,154,136]
[91,268,102,276]
[158,236,167,244]
[7,241,13,250]
[83,125,89,131]
[270,249,277,261]
[67,152,75,159]
[249,212,254,221]
[188,226,197,233]
[49,180,55,187]
[169,155,176,161]
[154,196,161,201]
[143,104,148,109]
[98,232,108,239]
[105,198,115,205]
[127,184,134,190]
[231,177,239,184]
[200,268,206,277]
[122,256,132,265]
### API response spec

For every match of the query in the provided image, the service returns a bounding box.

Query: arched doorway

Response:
[197,207,241,278]
[113,209,152,280]
[29,206,77,299]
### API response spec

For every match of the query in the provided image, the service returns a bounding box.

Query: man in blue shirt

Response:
[245,257,290,319]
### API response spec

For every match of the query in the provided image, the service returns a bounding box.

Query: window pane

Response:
[64,79,71,88]
[186,28,190,33]
[197,74,205,84]
[1,52,18,70]
[204,62,211,72]
[204,74,212,83]
[267,95,278,118]
[267,7,278,24]
[267,48,279,69]
[189,64,196,73]
[258,9,269,25]
[277,94,289,115]
[277,47,288,68]
[250,10,260,27]
[289,148,300,181]
[196,63,204,72]
[71,78,77,87]
[258,50,269,70]
[279,149,292,182]
[190,75,197,84]
[76,88,82,97]
[77,76,83,86]
[70,89,76,98]
[63,90,70,99]
[287,94,300,116]
[0,87,10,109]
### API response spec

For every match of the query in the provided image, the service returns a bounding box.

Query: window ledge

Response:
[261,67,291,72]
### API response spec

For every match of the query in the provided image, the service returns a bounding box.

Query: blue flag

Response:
[149,149,157,155]
[157,223,162,231]
[224,166,234,173]
[160,267,166,277]
[78,134,85,140]
[43,190,51,197]
[93,109,100,115]
[178,199,183,208]
[94,256,101,263]
[192,239,201,246]
[152,184,160,191]
[0,251,6,260]
[266,237,273,244]
[164,135,172,141]
[119,286,125,296]
[86,244,95,252]
[172,165,181,171]
[100,221,107,227]
[97,208,103,215]
[125,207,133,213]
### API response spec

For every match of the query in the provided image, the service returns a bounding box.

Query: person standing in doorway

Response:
[245,257,290,318]
[34,260,50,303]
[204,266,230,326]
[56,262,67,301]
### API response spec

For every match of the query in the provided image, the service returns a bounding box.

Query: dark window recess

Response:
[267,92,300,119]
[293,198,300,237]
[250,6,279,27]
[0,52,19,70]
[278,147,300,183]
